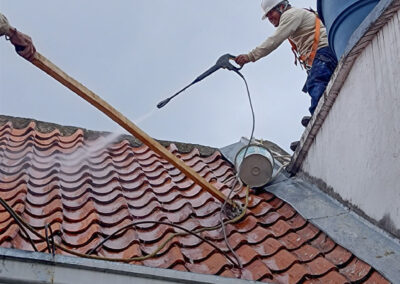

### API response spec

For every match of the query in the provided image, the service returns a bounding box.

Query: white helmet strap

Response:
[274,1,289,14]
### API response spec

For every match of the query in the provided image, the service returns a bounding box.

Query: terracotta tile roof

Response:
[0,119,390,283]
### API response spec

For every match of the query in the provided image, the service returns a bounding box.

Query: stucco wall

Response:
[301,9,400,237]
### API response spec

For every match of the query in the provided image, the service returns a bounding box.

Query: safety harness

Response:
[288,11,321,70]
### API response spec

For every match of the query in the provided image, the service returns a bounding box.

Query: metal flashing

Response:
[0,247,265,284]
[221,140,400,282]
[264,178,400,283]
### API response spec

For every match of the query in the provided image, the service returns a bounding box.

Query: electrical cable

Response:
[0,198,38,252]
[214,68,290,273]
[219,178,243,269]
[89,186,250,266]
[217,69,256,271]
[233,70,256,160]
[44,224,51,254]
[0,187,249,265]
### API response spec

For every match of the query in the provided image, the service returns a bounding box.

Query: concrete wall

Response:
[301,9,400,237]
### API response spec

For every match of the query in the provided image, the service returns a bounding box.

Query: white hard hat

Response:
[261,0,283,20]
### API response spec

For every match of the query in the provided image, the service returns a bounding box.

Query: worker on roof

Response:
[235,0,337,151]
[0,12,36,61]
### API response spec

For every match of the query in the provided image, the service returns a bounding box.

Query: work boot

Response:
[290,141,300,152]
[301,116,311,127]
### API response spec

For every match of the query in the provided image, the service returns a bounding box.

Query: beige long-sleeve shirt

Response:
[248,7,329,62]
[0,13,11,37]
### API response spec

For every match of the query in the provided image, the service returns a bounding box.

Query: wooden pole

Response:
[30,52,236,207]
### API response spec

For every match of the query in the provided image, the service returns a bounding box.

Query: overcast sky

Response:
[1,0,315,152]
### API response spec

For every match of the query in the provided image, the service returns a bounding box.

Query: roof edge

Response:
[0,114,217,156]
[0,247,266,284]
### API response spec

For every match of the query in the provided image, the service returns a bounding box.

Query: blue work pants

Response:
[303,47,338,114]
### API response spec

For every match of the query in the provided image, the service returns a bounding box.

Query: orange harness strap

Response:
[288,15,321,69]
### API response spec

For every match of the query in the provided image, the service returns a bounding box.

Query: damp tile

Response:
[0,119,389,284]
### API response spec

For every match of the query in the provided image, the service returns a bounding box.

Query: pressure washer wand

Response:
[157,65,219,109]
[157,54,242,109]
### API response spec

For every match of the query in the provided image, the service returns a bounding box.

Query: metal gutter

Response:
[0,247,265,284]
[287,0,400,174]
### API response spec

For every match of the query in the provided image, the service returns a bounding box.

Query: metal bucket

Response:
[234,144,275,188]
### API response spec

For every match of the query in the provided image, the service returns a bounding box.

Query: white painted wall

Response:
[301,10,400,235]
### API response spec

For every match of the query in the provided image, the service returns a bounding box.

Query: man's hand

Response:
[235,54,250,66]
[8,27,36,61]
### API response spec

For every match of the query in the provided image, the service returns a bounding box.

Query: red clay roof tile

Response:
[278,232,307,250]
[143,245,186,269]
[172,263,189,272]
[241,259,273,281]
[235,244,260,265]
[260,210,283,225]
[365,271,392,283]
[325,245,353,267]
[185,253,231,275]
[291,244,321,262]
[253,237,284,257]
[274,263,309,283]
[267,219,293,237]
[262,249,299,272]
[246,226,273,244]
[99,242,142,259]
[303,270,349,283]
[310,232,336,253]
[305,256,336,276]
[296,222,320,241]
[249,200,274,217]
[340,258,372,282]
[0,120,389,283]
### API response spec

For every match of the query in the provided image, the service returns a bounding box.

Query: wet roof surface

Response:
[0,117,390,283]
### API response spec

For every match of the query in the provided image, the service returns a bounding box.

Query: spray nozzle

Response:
[157,98,171,109]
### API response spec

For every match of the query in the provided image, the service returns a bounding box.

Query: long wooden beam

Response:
[30,52,236,208]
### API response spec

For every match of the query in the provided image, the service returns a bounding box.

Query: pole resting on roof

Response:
[30,52,239,210]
